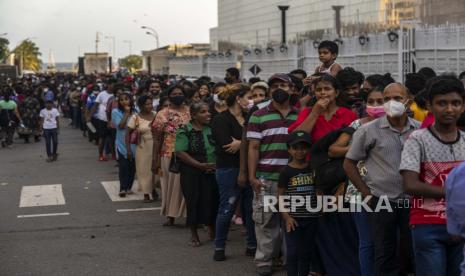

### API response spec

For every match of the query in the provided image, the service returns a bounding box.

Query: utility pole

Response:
[95,32,99,54]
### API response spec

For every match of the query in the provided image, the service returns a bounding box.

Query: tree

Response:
[0,38,9,63]
[13,39,42,72]
[119,55,142,72]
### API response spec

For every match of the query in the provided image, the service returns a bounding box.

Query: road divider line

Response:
[116,207,161,213]
[17,212,70,218]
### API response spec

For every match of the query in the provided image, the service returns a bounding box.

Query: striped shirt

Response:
[247,102,298,181]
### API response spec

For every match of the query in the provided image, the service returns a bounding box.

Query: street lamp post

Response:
[145,31,159,49]
[105,35,116,58]
[278,6,290,45]
[141,26,159,49]
[123,40,132,55]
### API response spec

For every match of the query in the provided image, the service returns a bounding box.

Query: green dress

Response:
[175,122,218,225]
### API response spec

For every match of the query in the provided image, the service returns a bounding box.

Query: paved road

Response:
[0,120,285,276]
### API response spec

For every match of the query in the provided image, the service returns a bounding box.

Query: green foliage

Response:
[13,39,42,72]
[0,38,9,62]
[119,55,142,72]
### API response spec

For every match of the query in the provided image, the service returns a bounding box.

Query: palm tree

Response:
[13,39,42,72]
[0,38,9,63]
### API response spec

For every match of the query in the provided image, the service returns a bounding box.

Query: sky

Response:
[0,0,217,62]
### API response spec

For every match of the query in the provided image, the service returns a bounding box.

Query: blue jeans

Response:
[353,209,375,276]
[285,218,318,276]
[412,224,464,276]
[43,128,58,157]
[462,245,465,275]
[71,106,81,129]
[214,168,256,250]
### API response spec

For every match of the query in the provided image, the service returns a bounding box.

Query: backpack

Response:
[310,127,355,195]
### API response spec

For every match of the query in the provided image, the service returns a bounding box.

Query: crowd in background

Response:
[2,40,465,276]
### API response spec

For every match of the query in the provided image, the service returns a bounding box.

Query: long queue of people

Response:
[2,40,465,276]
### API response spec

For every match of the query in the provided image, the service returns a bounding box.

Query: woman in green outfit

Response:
[175,102,219,247]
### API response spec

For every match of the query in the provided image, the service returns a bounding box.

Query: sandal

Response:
[143,194,153,203]
[188,240,201,247]
[162,221,174,227]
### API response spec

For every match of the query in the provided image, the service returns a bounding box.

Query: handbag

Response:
[17,125,33,135]
[129,115,140,145]
[169,125,189,174]
[168,152,180,173]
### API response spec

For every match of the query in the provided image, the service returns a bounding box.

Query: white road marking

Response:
[101,181,144,202]
[19,184,66,207]
[17,212,70,218]
[1,182,8,186]
[116,207,161,213]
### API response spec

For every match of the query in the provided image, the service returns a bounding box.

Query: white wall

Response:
[171,25,465,80]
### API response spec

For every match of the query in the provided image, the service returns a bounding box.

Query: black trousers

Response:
[180,166,219,226]
[117,150,135,192]
[370,196,414,276]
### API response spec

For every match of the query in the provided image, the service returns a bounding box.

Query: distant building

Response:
[82,53,110,74]
[210,0,465,51]
[141,43,210,74]
[417,0,465,25]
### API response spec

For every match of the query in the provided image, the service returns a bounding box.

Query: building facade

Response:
[210,0,465,51]
[141,43,210,74]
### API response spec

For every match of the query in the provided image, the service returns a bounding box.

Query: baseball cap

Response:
[287,131,312,146]
[251,81,269,91]
[268,73,292,85]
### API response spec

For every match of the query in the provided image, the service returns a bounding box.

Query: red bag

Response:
[129,115,140,145]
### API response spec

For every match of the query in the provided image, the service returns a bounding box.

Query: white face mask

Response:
[247,99,254,110]
[213,94,225,105]
[383,100,407,118]
[239,99,254,111]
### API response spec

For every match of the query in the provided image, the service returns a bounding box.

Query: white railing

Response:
[168,25,465,81]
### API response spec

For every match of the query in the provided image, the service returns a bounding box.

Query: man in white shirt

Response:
[40,100,60,162]
[87,84,114,161]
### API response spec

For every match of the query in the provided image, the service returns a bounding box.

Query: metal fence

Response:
[168,25,465,81]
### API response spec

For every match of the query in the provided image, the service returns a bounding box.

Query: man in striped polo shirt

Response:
[247,73,298,276]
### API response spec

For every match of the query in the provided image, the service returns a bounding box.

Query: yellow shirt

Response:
[410,102,428,122]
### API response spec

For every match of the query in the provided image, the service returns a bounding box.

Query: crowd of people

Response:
[1,40,465,276]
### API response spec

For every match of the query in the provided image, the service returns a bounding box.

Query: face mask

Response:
[239,99,254,110]
[169,95,185,106]
[383,100,407,118]
[43,88,49,92]
[272,89,290,104]
[213,94,225,105]
[347,97,362,107]
[365,105,386,118]
[247,99,254,110]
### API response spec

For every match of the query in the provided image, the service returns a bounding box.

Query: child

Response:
[278,131,319,276]
[400,77,465,276]
[314,40,342,77]
[40,100,60,162]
